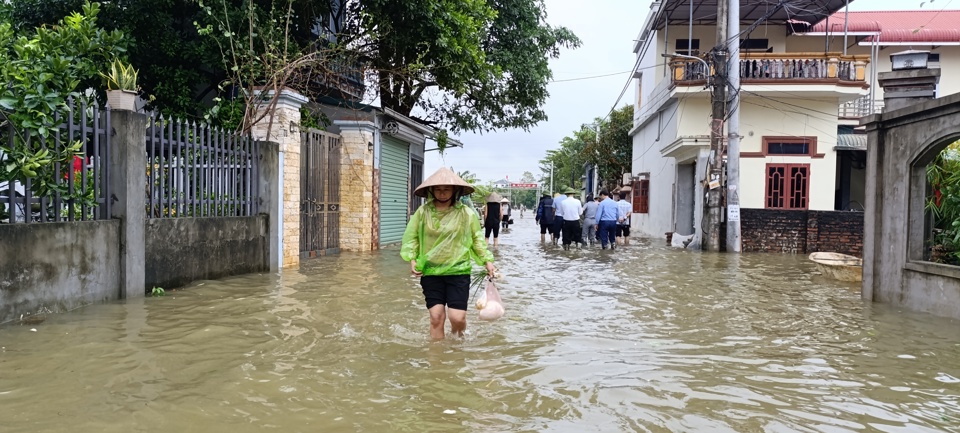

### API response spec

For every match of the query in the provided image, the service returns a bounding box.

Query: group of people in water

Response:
[399,167,634,339]
[534,188,632,250]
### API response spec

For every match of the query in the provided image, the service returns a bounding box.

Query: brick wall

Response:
[740,208,863,256]
[336,123,377,252]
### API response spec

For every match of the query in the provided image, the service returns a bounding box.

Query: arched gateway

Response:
[863,67,960,319]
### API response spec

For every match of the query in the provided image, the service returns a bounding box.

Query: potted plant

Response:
[100,59,139,110]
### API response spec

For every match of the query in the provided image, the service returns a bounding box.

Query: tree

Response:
[540,105,634,196]
[6,0,579,135]
[585,105,634,188]
[0,2,128,198]
[6,0,337,122]
[344,0,579,134]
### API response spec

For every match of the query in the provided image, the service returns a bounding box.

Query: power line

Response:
[550,70,633,83]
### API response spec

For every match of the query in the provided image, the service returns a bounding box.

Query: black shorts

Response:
[539,221,551,234]
[484,223,500,238]
[420,275,470,310]
[616,225,631,237]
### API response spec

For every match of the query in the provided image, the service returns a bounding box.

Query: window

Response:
[675,39,700,56]
[633,179,649,214]
[410,158,424,215]
[742,136,824,158]
[740,38,771,52]
[765,164,809,209]
[768,141,809,155]
[635,75,643,109]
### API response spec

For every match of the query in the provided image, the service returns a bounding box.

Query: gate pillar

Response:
[250,88,307,268]
[334,120,377,252]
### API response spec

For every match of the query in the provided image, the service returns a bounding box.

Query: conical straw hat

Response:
[486,192,503,203]
[414,167,475,197]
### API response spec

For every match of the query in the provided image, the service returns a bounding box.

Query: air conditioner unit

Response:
[622,172,632,185]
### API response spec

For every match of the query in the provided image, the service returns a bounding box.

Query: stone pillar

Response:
[826,57,839,79]
[334,120,377,252]
[854,59,867,81]
[109,110,148,299]
[257,141,282,271]
[878,68,941,112]
[249,88,307,268]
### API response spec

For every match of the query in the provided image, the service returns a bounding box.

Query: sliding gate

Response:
[300,128,341,257]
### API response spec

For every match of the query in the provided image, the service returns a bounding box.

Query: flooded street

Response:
[2,217,959,432]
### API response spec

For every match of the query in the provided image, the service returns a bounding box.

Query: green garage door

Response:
[380,135,409,246]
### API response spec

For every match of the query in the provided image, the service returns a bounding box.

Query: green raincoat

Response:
[400,198,494,276]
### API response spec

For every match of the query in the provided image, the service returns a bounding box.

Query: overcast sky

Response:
[423,0,940,185]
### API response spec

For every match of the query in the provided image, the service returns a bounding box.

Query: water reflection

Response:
[1,218,959,432]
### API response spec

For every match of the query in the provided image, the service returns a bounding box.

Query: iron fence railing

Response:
[145,114,259,218]
[0,99,111,224]
[839,96,884,118]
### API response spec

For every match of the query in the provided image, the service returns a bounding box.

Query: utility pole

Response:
[726,0,742,253]
[703,0,728,251]
[549,162,554,195]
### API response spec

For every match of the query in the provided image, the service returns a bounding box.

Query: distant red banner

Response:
[509,183,538,188]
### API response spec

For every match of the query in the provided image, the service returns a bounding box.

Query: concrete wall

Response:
[740,208,863,256]
[249,89,306,268]
[631,99,681,240]
[863,91,960,319]
[145,216,267,291]
[738,97,840,211]
[0,221,120,324]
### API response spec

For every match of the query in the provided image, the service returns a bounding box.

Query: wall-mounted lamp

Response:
[367,141,374,152]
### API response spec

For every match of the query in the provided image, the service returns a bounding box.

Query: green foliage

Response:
[7,0,578,133]
[300,106,329,131]
[204,96,246,132]
[588,105,635,187]
[926,141,960,264]
[100,59,138,91]
[349,0,580,133]
[151,286,165,297]
[539,105,634,194]
[0,1,128,197]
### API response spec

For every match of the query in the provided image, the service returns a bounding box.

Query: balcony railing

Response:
[839,95,884,118]
[670,52,870,86]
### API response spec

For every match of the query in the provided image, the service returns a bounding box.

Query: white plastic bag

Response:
[477,280,505,321]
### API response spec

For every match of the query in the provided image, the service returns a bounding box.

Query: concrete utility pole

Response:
[726,0,742,253]
[703,0,728,251]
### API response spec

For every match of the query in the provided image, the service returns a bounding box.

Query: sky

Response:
[423,0,941,185]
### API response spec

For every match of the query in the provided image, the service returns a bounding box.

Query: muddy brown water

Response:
[2,217,959,432]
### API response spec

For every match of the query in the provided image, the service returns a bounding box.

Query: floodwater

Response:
[2,218,959,433]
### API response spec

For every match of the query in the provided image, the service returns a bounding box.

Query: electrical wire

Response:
[550,70,634,83]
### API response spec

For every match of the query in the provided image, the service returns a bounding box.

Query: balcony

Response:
[670,52,870,88]
[839,95,884,118]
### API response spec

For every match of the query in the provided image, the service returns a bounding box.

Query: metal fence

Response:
[146,114,259,218]
[0,99,111,224]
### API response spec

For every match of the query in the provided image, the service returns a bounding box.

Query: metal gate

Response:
[300,128,341,257]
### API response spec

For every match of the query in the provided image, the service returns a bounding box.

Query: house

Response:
[627,0,958,251]
[314,100,462,250]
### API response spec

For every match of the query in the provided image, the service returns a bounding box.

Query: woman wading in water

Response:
[401,167,496,339]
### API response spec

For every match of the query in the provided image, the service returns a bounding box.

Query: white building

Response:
[628,0,960,248]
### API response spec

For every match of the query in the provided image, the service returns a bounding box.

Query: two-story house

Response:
[628,0,959,250]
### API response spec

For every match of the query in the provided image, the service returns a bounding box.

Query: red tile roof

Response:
[807,10,960,43]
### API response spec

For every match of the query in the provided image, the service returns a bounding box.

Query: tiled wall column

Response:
[250,88,307,268]
[334,120,377,252]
